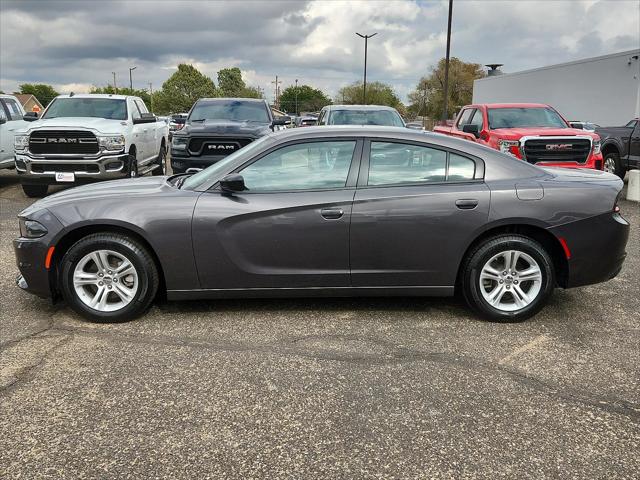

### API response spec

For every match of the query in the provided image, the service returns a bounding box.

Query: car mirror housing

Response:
[23,112,39,122]
[133,113,157,125]
[219,174,246,194]
[462,124,480,138]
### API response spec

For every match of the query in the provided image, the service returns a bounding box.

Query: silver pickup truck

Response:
[14,93,169,197]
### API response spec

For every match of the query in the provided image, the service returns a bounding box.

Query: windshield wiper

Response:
[190,119,206,122]
[175,175,190,189]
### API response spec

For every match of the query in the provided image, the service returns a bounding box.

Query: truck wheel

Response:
[128,153,138,178]
[152,144,167,176]
[59,233,159,323]
[604,152,625,179]
[461,234,555,323]
[22,184,48,198]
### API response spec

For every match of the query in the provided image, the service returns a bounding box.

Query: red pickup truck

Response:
[434,103,603,170]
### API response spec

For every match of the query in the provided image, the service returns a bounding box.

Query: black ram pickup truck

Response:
[170,98,288,173]
[597,118,640,178]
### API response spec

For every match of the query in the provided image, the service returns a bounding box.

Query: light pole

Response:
[356,32,377,104]
[129,66,137,90]
[295,79,299,116]
[441,0,453,122]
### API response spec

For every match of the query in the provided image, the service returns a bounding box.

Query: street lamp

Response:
[295,79,299,116]
[129,66,137,90]
[356,32,377,104]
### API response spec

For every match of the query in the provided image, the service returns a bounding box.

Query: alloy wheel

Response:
[73,249,139,312]
[479,250,542,312]
[604,156,616,174]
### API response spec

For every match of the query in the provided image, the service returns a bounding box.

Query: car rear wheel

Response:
[604,152,625,179]
[461,234,555,322]
[59,233,159,323]
[21,184,48,198]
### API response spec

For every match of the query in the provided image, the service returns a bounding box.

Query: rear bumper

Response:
[550,211,629,288]
[15,152,130,184]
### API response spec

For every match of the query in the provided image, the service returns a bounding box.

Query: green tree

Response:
[279,84,332,114]
[90,85,152,111]
[408,57,485,120]
[336,81,403,110]
[19,83,59,107]
[152,64,218,115]
[239,85,263,99]
[217,67,245,97]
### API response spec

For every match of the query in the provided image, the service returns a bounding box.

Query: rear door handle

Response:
[321,208,344,219]
[455,199,479,210]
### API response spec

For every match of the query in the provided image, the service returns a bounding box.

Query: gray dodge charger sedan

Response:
[14,127,629,323]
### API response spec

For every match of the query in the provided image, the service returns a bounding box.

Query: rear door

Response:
[192,138,362,289]
[350,139,490,288]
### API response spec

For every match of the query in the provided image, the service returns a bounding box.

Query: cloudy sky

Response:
[1,0,638,103]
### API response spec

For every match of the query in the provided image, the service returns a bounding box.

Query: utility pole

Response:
[422,83,428,130]
[294,79,299,116]
[129,66,137,90]
[271,75,282,110]
[148,82,153,113]
[441,0,453,123]
[356,32,377,104]
[112,72,117,93]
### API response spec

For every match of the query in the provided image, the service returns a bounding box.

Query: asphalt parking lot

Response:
[1,169,639,479]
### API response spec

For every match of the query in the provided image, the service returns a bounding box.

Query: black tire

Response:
[603,151,625,179]
[128,151,138,178]
[59,233,159,323]
[461,234,555,323]
[152,143,167,176]
[22,183,48,198]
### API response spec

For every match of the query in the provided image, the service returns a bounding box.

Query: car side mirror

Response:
[133,112,156,124]
[219,174,246,194]
[462,124,480,138]
[0,115,6,125]
[23,112,39,122]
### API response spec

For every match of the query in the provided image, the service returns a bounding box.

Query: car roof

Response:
[326,104,400,111]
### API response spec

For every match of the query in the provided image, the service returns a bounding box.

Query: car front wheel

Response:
[461,234,555,322]
[603,152,625,179]
[59,233,159,323]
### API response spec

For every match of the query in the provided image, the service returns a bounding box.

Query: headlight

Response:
[172,136,188,150]
[592,139,601,155]
[498,140,520,157]
[98,135,125,151]
[14,135,29,151]
[19,219,48,238]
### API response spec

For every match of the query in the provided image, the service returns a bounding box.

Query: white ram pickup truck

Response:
[14,93,169,197]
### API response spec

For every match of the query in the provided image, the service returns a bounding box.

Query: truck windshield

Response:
[329,110,404,127]
[189,100,270,123]
[43,98,127,120]
[487,108,568,129]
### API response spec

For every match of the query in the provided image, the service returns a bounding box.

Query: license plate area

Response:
[55,172,75,182]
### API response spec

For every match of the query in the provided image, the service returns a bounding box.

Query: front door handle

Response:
[320,208,344,219]
[455,199,479,210]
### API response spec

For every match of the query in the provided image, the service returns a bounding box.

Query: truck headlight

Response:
[592,139,601,155]
[98,135,125,151]
[14,135,29,151]
[19,219,48,238]
[498,140,521,157]
[172,136,188,150]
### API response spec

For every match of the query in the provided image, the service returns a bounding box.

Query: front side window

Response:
[239,141,356,191]
[469,109,484,129]
[328,110,404,127]
[135,99,149,114]
[367,142,477,186]
[43,98,127,120]
[456,109,474,128]
[131,101,141,120]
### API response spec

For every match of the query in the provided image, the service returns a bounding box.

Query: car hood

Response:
[18,117,128,135]
[182,119,271,137]
[20,177,169,217]
[490,127,598,139]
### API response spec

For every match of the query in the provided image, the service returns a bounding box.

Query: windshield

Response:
[487,107,568,129]
[43,98,127,120]
[181,135,272,190]
[329,109,404,127]
[189,100,270,123]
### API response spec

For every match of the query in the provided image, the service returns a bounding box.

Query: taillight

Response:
[614,191,622,213]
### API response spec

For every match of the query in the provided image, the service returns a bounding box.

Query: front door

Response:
[350,139,490,288]
[192,139,361,289]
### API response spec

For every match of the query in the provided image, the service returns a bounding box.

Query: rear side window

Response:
[3,98,24,120]
[367,142,478,186]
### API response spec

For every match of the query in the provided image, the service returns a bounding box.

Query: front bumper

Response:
[530,153,603,171]
[170,153,229,172]
[551,211,629,288]
[15,152,130,184]
[14,236,55,299]
[0,157,15,169]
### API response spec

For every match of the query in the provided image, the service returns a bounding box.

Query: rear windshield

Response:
[43,98,127,120]
[189,100,270,123]
[329,109,404,127]
[487,107,567,129]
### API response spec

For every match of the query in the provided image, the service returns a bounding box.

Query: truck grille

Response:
[188,137,253,156]
[522,138,591,164]
[29,130,99,155]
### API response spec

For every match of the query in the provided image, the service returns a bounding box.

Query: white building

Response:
[472,50,640,126]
